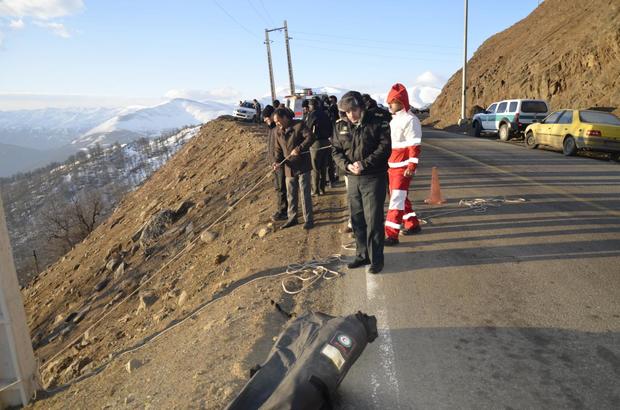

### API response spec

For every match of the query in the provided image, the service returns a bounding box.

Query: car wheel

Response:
[525,131,538,149]
[610,152,620,162]
[563,136,577,156]
[472,121,481,137]
[499,123,510,141]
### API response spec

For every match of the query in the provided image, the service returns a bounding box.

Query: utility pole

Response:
[283,20,296,95]
[264,29,276,103]
[0,193,38,407]
[265,21,297,99]
[458,0,469,126]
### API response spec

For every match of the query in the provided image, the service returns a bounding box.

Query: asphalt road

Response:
[335,129,620,410]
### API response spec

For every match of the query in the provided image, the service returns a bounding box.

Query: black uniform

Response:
[332,111,391,269]
[305,109,333,195]
[267,122,287,218]
[326,102,341,183]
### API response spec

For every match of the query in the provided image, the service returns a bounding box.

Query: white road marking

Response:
[366,271,401,408]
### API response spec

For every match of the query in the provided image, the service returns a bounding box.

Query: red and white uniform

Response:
[385,83,422,239]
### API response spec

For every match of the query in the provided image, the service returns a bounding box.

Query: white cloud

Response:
[0,31,4,47]
[34,20,70,38]
[415,71,446,88]
[0,0,84,20]
[164,87,242,103]
[9,18,25,29]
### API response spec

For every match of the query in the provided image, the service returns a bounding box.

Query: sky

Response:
[0,0,542,109]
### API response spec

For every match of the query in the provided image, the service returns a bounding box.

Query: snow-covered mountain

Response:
[0,98,233,177]
[73,99,232,147]
[0,107,121,149]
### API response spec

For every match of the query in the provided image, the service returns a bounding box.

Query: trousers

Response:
[348,173,387,266]
[273,167,288,216]
[310,140,330,194]
[385,168,420,239]
[286,172,313,223]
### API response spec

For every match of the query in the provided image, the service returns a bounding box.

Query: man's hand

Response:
[347,162,362,175]
[290,147,300,157]
[404,168,413,177]
[272,162,280,171]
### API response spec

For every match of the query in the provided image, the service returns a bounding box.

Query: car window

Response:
[497,102,507,113]
[487,104,497,113]
[509,102,518,112]
[557,110,573,124]
[544,111,562,124]
[579,111,620,126]
[522,101,548,113]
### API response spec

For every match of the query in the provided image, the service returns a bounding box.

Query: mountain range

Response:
[0,98,233,177]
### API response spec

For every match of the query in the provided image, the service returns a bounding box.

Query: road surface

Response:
[336,129,620,409]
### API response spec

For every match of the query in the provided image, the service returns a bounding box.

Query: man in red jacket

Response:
[384,83,422,246]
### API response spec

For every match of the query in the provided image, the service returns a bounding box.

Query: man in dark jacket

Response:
[305,98,333,196]
[272,107,315,230]
[326,95,341,186]
[263,105,288,221]
[253,99,262,123]
[332,91,391,273]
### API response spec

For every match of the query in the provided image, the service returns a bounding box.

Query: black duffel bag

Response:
[226,311,378,410]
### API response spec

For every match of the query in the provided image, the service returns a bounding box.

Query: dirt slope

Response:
[22,117,349,408]
[426,0,620,128]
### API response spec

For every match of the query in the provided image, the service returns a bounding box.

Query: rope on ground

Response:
[420,196,527,221]
[281,255,344,295]
[42,254,345,394]
[41,144,335,372]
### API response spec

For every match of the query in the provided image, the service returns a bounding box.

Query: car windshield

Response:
[521,101,548,113]
[240,102,255,109]
[579,111,620,126]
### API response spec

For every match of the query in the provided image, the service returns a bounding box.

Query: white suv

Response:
[232,101,258,121]
[471,99,549,141]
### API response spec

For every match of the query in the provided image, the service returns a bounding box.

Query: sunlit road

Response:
[337,129,620,409]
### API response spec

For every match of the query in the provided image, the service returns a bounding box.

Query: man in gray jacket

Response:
[272,108,315,230]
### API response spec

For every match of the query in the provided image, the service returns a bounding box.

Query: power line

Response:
[258,0,276,25]
[293,37,461,56]
[213,0,260,39]
[290,30,461,50]
[246,0,270,26]
[294,43,459,63]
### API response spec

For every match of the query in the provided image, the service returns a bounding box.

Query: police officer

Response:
[332,91,391,274]
[306,98,332,196]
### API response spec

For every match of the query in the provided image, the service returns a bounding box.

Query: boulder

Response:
[140,210,177,247]
[126,359,142,373]
[200,230,218,244]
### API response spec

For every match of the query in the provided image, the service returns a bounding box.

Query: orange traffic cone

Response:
[425,166,445,205]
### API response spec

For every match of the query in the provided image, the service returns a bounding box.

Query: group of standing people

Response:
[262,83,422,274]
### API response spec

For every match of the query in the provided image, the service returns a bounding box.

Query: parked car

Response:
[232,101,258,121]
[524,109,620,158]
[471,99,549,141]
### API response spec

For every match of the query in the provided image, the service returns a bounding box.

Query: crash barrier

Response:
[226,311,378,410]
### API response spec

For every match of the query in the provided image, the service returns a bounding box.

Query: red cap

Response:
[387,83,410,112]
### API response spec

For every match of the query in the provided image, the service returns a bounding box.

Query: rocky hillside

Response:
[22,118,347,408]
[426,0,620,128]
[1,126,200,285]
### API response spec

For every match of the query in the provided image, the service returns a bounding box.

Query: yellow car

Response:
[524,109,620,159]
